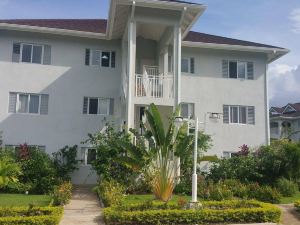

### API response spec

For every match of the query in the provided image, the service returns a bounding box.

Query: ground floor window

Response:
[79,148,97,166]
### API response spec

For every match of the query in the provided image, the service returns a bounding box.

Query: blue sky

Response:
[1,0,300,107]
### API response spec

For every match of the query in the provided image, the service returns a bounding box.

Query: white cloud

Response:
[290,8,300,33]
[269,64,300,106]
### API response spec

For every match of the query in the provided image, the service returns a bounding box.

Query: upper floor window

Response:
[223,105,255,125]
[180,103,194,119]
[83,97,114,115]
[222,60,254,80]
[85,49,116,68]
[181,57,195,74]
[8,92,49,115]
[12,42,51,65]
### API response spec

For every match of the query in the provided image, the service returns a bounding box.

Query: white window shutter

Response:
[40,94,49,115]
[12,43,21,62]
[8,92,17,113]
[222,60,229,78]
[247,62,254,80]
[223,105,229,123]
[43,45,51,65]
[247,106,255,124]
[83,97,88,114]
[111,52,116,68]
[190,58,195,74]
[85,49,90,65]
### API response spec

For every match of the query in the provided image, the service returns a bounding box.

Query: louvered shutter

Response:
[223,105,229,123]
[8,93,17,113]
[43,45,51,65]
[83,97,88,114]
[222,60,229,78]
[111,52,116,68]
[247,106,255,124]
[247,62,254,80]
[85,49,90,65]
[40,94,49,115]
[190,58,195,74]
[12,43,21,62]
[109,98,114,115]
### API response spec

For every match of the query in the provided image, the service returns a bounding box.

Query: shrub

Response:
[248,183,281,204]
[52,181,72,206]
[198,180,233,201]
[1,182,32,194]
[295,200,300,211]
[223,179,248,199]
[276,177,298,197]
[0,206,63,225]
[97,180,125,207]
[0,155,22,188]
[104,200,281,225]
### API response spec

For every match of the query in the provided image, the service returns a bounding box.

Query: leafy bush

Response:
[247,183,281,204]
[275,177,298,197]
[0,156,21,188]
[52,181,72,206]
[104,200,281,225]
[1,181,32,194]
[198,181,234,201]
[223,179,248,199]
[0,206,63,225]
[295,200,300,211]
[96,180,125,207]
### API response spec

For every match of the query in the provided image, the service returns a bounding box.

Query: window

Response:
[79,148,96,165]
[21,43,44,64]
[270,122,279,135]
[86,49,116,68]
[223,105,255,125]
[9,92,49,115]
[5,145,46,152]
[223,60,253,79]
[181,57,195,73]
[83,97,111,115]
[180,103,194,119]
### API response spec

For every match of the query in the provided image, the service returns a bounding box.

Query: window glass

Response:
[239,106,247,124]
[89,98,98,114]
[101,52,110,67]
[168,55,173,73]
[21,44,32,63]
[29,95,40,114]
[181,58,189,73]
[92,50,101,66]
[238,62,246,79]
[223,152,231,159]
[99,99,108,115]
[87,149,96,165]
[229,61,237,78]
[18,94,29,113]
[230,106,238,123]
[181,104,189,118]
[32,45,42,64]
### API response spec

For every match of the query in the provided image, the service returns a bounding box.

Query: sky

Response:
[0,0,299,107]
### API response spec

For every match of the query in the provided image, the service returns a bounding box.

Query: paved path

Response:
[59,186,105,225]
[278,204,300,225]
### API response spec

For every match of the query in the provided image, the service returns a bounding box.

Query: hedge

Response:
[104,200,281,225]
[295,200,300,211]
[0,207,63,225]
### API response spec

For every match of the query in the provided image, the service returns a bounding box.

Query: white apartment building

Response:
[0,0,288,183]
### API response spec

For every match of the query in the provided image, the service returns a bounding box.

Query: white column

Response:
[163,50,168,75]
[127,21,136,130]
[264,64,270,145]
[173,25,181,107]
[191,117,198,203]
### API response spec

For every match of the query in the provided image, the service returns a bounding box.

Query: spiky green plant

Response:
[0,157,21,188]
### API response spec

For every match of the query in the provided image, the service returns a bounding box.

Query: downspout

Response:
[265,62,270,145]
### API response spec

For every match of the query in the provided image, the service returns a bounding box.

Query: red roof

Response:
[0,19,283,49]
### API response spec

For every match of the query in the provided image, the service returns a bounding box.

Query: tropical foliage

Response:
[0,156,21,188]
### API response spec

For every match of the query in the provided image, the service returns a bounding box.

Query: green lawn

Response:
[280,192,300,204]
[124,194,191,205]
[0,194,51,207]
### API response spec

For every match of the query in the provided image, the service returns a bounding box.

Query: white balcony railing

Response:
[143,65,159,76]
[135,74,173,99]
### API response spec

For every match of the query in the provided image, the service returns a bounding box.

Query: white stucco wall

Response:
[181,47,269,157]
[0,30,122,184]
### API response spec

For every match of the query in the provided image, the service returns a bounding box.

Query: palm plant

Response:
[144,103,195,202]
[0,157,21,188]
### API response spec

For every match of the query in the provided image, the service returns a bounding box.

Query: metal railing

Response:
[135,74,173,99]
[143,65,159,76]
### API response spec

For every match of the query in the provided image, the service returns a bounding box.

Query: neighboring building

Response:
[0,0,288,184]
[270,103,300,142]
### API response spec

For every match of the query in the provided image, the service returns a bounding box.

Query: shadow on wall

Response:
[0,56,121,184]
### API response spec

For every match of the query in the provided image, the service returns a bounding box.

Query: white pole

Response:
[191,117,198,203]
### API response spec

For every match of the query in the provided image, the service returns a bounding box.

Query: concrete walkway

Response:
[278,204,300,225]
[59,186,104,225]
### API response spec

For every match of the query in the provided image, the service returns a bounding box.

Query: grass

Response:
[0,194,51,207]
[280,192,300,204]
[124,194,191,205]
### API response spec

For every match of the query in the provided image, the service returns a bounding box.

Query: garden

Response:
[0,144,77,224]
[87,104,300,224]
